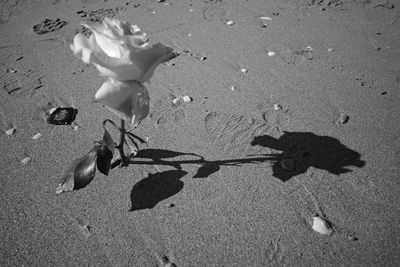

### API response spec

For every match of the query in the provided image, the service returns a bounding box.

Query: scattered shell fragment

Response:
[5,127,16,136]
[182,95,192,103]
[273,103,282,111]
[49,107,57,114]
[260,16,272,20]
[267,51,276,56]
[172,97,182,105]
[312,216,332,235]
[32,133,42,140]
[226,20,234,26]
[21,157,31,165]
[241,68,248,73]
[7,68,17,74]
[337,113,349,125]
[280,158,295,171]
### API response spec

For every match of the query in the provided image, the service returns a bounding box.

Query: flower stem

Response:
[118,119,129,166]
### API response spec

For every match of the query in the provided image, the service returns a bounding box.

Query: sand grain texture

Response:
[1,0,400,266]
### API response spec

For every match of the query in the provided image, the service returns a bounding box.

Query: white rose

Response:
[95,79,149,126]
[70,18,175,82]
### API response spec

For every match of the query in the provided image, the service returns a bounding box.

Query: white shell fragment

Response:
[32,133,42,140]
[267,51,276,56]
[172,97,182,105]
[241,68,248,73]
[49,107,57,115]
[328,48,334,52]
[273,103,282,111]
[5,127,16,135]
[260,16,272,20]
[230,85,236,91]
[280,158,295,171]
[226,20,234,26]
[21,157,31,165]
[182,95,192,103]
[312,216,332,235]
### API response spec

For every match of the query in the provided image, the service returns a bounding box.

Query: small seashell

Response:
[328,48,334,52]
[312,216,332,235]
[32,133,42,140]
[337,113,349,125]
[172,97,182,105]
[226,20,234,26]
[260,16,272,20]
[5,127,16,135]
[280,158,295,171]
[230,85,236,91]
[241,68,248,73]
[273,103,282,111]
[182,95,192,103]
[305,46,313,51]
[267,51,276,56]
[21,157,31,165]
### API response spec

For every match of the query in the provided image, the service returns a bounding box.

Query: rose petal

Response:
[95,79,149,126]
[71,19,175,82]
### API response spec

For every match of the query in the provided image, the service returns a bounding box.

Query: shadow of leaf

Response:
[130,170,187,211]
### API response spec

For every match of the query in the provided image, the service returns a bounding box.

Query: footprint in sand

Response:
[204,111,274,154]
[32,18,67,35]
[75,7,125,37]
[0,67,44,98]
[149,98,187,127]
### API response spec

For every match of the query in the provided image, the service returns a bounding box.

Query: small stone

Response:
[280,158,295,171]
[182,95,192,103]
[260,16,272,20]
[226,20,234,26]
[21,157,31,165]
[5,127,16,136]
[241,68,248,73]
[189,8,194,12]
[230,85,236,91]
[337,113,349,125]
[328,48,334,52]
[267,51,276,56]
[32,133,42,140]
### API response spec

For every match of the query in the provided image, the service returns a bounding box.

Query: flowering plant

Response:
[56,18,175,194]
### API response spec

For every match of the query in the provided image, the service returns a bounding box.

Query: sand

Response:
[1,0,400,266]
